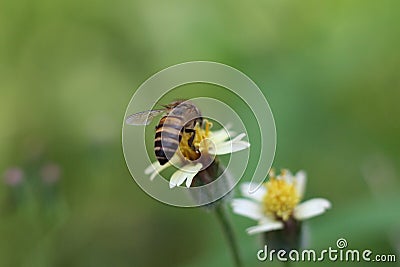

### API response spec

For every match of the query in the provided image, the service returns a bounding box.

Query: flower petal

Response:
[209,125,236,144]
[294,170,307,198]
[240,182,266,202]
[232,132,247,142]
[210,140,250,155]
[208,132,250,155]
[246,221,284,235]
[294,198,332,220]
[231,199,264,220]
[145,154,182,181]
[185,163,203,188]
[169,169,186,188]
[169,163,202,188]
[145,161,172,181]
[144,161,161,175]
[279,169,294,184]
[231,141,251,152]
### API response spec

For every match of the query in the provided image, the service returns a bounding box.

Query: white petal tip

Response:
[144,166,154,175]
[235,133,247,140]
[246,222,284,235]
[149,172,157,181]
[294,198,332,220]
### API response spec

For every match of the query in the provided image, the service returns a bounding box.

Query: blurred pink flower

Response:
[3,167,24,186]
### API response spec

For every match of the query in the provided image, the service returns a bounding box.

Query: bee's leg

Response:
[184,128,197,151]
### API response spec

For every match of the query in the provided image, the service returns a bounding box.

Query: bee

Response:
[125,100,203,165]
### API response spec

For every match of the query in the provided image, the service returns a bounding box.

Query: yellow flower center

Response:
[179,120,212,161]
[262,177,300,221]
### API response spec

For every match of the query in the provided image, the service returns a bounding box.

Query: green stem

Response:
[214,204,243,267]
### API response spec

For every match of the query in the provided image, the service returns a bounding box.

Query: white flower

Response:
[145,122,250,188]
[232,169,331,235]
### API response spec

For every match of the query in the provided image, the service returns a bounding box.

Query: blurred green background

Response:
[1,0,399,266]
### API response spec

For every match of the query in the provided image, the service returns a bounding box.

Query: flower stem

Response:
[214,204,243,267]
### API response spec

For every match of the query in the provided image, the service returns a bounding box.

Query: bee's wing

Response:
[125,109,165,125]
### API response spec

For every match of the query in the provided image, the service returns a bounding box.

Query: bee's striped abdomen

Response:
[154,115,183,165]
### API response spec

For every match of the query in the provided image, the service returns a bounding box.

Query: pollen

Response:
[179,120,212,161]
[262,174,300,221]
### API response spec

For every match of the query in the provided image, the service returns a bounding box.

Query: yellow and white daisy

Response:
[232,169,331,235]
[145,121,250,188]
